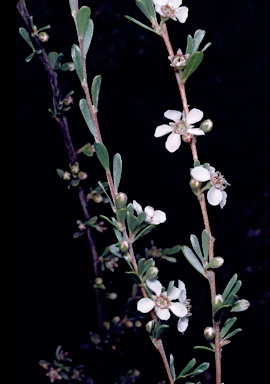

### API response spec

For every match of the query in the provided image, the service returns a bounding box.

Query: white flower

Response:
[154,109,204,153]
[153,0,189,23]
[132,200,166,225]
[137,279,188,320]
[177,279,191,334]
[191,166,230,208]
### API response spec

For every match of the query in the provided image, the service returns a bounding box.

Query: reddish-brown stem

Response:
[161,22,221,384]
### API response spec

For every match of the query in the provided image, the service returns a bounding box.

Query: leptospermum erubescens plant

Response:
[16,0,250,383]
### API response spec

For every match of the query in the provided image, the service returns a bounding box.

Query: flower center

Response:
[155,294,170,309]
[172,120,188,135]
[171,54,188,68]
[161,5,175,18]
[210,171,228,190]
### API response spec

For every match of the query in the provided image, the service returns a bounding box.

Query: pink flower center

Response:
[161,5,175,18]
[155,294,170,309]
[210,171,228,190]
[172,120,188,135]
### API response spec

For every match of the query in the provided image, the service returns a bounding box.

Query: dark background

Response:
[15,1,270,383]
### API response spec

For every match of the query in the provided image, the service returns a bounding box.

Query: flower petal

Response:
[207,187,223,206]
[178,280,187,303]
[151,210,167,224]
[191,166,210,182]
[153,0,167,6]
[144,206,155,218]
[146,279,162,295]
[170,302,188,317]
[176,6,189,23]
[177,316,189,334]
[168,286,180,300]
[137,298,155,313]
[186,108,204,125]
[132,200,143,214]
[165,132,181,152]
[220,191,227,209]
[164,109,182,122]
[170,0,183,8]
[154,124,172,138]
[187,128,205,136]
[156,307,170,320]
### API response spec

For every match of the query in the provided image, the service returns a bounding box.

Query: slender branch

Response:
[16,0,104,331]
[160,21,221,384]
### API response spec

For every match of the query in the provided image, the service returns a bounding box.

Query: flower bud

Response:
[70,163,79,174]
[125,320,133,328]
[134,320,142,328]
[133,369,140,377]
[65,62,75,71]
[205,257,224,270]
[112,316,121,324]
[92,194,103,203]
[145,266,159,279]
[119,240,129,253]
[115,192,127,209]
[63,96,73,106]
[231,299,250,312]
[204,326,216,341]
[200,119,213,133]
[103,321,110,330]
[107,292,117,300]
[189,178,202,190]
[38,31,49,42]
[78,171,88,180]
[95,277,103,286]
[182,133,193,143]
[212,294,224,309]
[145,320,155,333]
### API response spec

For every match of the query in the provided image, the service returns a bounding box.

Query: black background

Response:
[15,1,270,383]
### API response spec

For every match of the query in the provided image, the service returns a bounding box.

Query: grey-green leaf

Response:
[124,16,157,34]
[178,358,196,377]
[188,363,210,377]
[221,328,242,342]
[192,29,206,53]
[220,317,237,339]
[69,0,76,13]
[135,0,157,23]
[71,44,84,83]
[79,98,96,138]
[91,75,102,109]
[201,229,209,261]
[222,273,238,301]
[190,234,203,263]
[94,142,110,170]
[186,34,194,55]
[133,225,156,242]
[182,52,204,83]
[113,153,122,191]
[83,18,94,56]
[169,354,176,381]
[19,27,34,50]
[181,246,206,277]
[77,6,91,39]
[48,52,60,70]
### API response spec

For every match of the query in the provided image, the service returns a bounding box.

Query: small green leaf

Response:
[133,225,156,242]
[221,328,242,342]
[182,52,204,83]
[116,207,127,222]
[137,258,146,275]
[135,0,157,23]
[127,212,139,234]
[25,52,35,62]
[94,142,110,170]
[77,6,91,39]
[214,304,232,322]
[77,143,94,157]
[79,98,96,138]
[161,256,177,263]
[125,271,142,285]
[124,16,157,34]
[91,75,102,109]
[224,280,242,303]
[222,273,238,301]
[48,52,60,70]
[113,153,122,191]
[201,42,211,52]
[178,358,196,377]
[194,346,214,352]
[188,362,210,377]
[73,231,85,239]
[220,317,237,339]
[137,211,147,226]
[140,258,154,276]
[190,234,203,263]
[181,246,206,277]
[155,324,169,339]
[69,0,76,13]
[71,44,84,83]
[170,354,176,381]
[162,244,181,255]
[192,29,206,53]
[19,27,34,50]
[83,18,94,55]
[201,229,209,261]
[113,228,123,242]
[186,34,194,55]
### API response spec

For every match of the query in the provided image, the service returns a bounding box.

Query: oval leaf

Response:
[190,234,203,263]
[71,44,84,82]
[222,273,238,301]
[181,246,206,277]
[79,98,96,138]
[19,27,34,49]
[182,52,204,83]
[94,142,110,170]
[77,6,91,39]
[83,18,94,56]
[91,75,102,109]
[113,153,122,191]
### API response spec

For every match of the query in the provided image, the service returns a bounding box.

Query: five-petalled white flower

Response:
[177,279,191,334]
[137,279,188,320]
[153,0,189,23]
[191,165,230,208]
[154,109,204,153]
[132,200,166,225]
